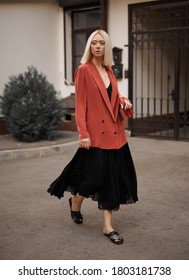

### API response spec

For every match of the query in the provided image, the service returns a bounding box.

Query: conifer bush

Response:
[0,66,65,142]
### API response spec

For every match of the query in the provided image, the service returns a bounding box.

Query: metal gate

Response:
[128,0,189,140]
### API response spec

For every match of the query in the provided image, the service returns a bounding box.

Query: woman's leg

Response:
[103,210,123,245]
[71,195,84,211]
[103,210,114,234]
[69,195,84,224]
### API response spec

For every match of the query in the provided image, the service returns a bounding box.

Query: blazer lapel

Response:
[108,69,119,120]
[87,61,116,121]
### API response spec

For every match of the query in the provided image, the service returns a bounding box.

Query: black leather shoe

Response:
[69,197,83,224]
[104,231,123,245]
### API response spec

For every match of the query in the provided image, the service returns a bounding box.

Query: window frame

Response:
[72,8,101,79]
[63,0,107,84]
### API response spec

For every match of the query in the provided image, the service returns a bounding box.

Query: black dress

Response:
[47,83,138,210]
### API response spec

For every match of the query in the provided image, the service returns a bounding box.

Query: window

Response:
[72,9,101,75]
[64,8,101,83]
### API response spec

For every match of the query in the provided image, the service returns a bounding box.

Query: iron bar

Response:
[129,0,189,140]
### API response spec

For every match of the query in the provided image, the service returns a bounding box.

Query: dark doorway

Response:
[129,0,189,140]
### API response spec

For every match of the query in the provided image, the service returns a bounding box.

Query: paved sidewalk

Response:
[0,136,189,260]
[0,131,78,161]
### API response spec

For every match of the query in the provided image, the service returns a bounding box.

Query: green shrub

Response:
[0,66,65,142]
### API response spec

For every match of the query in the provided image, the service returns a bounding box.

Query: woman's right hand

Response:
[79,138,91,149]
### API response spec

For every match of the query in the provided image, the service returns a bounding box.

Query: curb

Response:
[0,130,132,162]
[0,141,78,162]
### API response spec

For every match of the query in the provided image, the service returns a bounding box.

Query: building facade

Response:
[0,0,188,140]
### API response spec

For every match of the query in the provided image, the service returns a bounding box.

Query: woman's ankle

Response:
[103,225,114,234]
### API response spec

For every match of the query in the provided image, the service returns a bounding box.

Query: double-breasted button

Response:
[114,132,117,135]
[102,131,105,134]
[102,120,105,123]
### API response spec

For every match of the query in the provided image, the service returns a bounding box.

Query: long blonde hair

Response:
[80,30,113,67]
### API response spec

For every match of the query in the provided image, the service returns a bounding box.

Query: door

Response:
[129,0,189,140]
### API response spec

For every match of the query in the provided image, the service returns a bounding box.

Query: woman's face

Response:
[90,33,105,58]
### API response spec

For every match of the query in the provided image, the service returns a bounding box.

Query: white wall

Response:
[0,0,65,98]
[0,0,158,101]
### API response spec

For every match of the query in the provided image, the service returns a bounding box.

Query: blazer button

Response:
[102,131,105,134]
[102,120,105,123]
[114,132,117,134]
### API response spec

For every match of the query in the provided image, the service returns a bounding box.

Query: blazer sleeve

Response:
[74,66,90,140]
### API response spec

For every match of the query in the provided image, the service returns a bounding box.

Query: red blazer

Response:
[75,61,127,149]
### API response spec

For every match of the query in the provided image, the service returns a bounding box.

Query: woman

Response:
[47,30,138,245]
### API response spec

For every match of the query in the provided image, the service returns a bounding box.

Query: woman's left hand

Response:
[121,99,132,110]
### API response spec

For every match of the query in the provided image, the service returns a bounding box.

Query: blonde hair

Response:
[80,30,113,67]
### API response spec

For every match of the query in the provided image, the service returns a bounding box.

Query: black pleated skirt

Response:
[47,143,138,211]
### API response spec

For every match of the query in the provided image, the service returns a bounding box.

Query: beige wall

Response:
[0,0,65,98]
